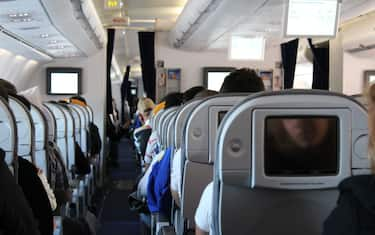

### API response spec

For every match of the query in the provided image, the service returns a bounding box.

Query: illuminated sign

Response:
[104,0,122,10]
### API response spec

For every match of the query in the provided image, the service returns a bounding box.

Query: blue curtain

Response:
[308,39,329,90]
[281,39,299,89]
[106,29,115,115]
[121,65,131,124]
[138,32,156,101]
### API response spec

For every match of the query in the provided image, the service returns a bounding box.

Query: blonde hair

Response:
[137,98,155,118]
[367,84,375,171]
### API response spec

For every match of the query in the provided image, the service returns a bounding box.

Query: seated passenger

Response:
[0,148,40,235]
[143,92,183,169]
[194,68,265,235]
[170,89,219,207]
[323,84,375,235]
[134,98,155,159]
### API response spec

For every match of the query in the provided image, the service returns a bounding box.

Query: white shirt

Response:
[170,148,182,198]
[144,131,160,164]
[195,182,213,233]
[137,150,165,198]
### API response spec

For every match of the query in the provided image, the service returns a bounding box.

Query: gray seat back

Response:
[30,104,48,175]
[161,108,178,148]
[0,97,17,176]
[58,104,75,172]
[158,108,178,149]
[166,112,177,148]
[213,90,369,235]
[44,102,68,167]
[68,105,82,147]
[182,94,247,226]
[9,96,34,163]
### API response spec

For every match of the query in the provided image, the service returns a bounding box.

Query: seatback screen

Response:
[264,116,339,176]
[218,111,228,127]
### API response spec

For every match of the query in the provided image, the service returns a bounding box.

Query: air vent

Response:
[347,43,375,53]
[19,26,41,30]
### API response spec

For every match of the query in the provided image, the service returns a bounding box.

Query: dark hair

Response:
[183,86,206,102]
[163,92,184,109]
[0,79,17,95]
[194,89,219,98]
[0,86,9,102]
[70,95,87,104]
[220,68,265,93]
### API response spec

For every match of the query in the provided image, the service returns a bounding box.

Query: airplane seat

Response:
[166,113,176,150]
[43,103,68,165]
[68,105,82,147]
[8,96,34,163]
[40,105,57,142]
[58,104,75,173]
[158,107,178,150]
[0,96,18,176]
[181,94,247,232]
[170,99,202,234]
[160,108,178,149]
[30,104,48,175]
[212,90,370,235]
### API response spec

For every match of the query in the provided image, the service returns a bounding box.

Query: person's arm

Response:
[195,226,209,235]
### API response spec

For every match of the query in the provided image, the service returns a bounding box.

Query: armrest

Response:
[158,226,176,235]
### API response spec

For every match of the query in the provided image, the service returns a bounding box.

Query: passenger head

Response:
[183,86,205,102]
[194,89,219,98]
[153,101,166,116]
[220,68,265,93]
[367,84,375,169]
[137,97,155,123]
[0,86,9,102]
[0,79,17,95]
[163,92,184,109]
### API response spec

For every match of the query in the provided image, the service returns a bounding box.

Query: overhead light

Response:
[229,36,266,60]
[122,30,126,35]
[130,19,156,24]
[8,14,17,18]
[48,40,58,44]
[40,33,49,38]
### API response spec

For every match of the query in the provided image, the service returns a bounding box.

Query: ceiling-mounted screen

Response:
[203,67,235,91]
[47,68,81,95]
[285,0,340,37]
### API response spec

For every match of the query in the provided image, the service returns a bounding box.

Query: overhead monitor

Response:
[47,68,81,95]
[229,36,266,60]
[284,0,340,37]
[203,67,235,91]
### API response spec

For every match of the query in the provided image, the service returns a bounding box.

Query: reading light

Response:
[229,36,265,60]
[40,33,49,38]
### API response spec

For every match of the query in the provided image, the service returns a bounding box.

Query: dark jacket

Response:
[323,175,375,235]
[18,157,54,235]
[0,149,40,235]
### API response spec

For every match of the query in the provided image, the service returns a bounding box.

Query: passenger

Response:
[0,148,40,235]
[137,92,183,195]
[182,86,205,102]
[323,84,375,235]
[134,98,155,158]
[194,68,265,235]
[170,89,219,207]
[143,92,183,169]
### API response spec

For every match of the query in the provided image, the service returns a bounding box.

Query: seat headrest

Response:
[216,90,369,190]
[184,94,248,164]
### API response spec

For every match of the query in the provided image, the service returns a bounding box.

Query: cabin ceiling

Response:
[93,0,188,78]
[0,0,85,58]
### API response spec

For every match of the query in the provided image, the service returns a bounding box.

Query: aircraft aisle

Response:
[98,138,140,235]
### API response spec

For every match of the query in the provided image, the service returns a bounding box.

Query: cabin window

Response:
[293,63,313,89]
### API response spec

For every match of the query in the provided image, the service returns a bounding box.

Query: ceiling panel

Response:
[0,0,84,57]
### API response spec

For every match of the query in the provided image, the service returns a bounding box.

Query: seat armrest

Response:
[158,226,176,235]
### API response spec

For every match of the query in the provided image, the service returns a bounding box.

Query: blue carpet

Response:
[98,138,141,235]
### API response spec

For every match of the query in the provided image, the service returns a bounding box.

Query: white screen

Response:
[207,72,231,91]
[50,72,79,94]
[286,0,339,37]
[230,36,265,60]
